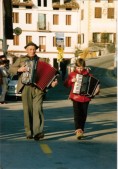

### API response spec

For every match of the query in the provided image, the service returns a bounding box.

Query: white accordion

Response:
[73,74,100,97]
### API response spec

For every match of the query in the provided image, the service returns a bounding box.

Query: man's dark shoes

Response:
[27,135,33,140]
[34,132,44,141]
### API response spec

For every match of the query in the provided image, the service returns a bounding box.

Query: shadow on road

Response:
[0,99,117,142]
[0,63,117,141]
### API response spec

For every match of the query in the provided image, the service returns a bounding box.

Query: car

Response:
[6,75,21,99]
[6,74,47,100]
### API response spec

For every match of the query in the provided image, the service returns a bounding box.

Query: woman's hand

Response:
[71,77,76,83]
[51,79,58,87]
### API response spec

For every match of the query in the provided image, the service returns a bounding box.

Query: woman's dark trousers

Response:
[73,101,89,131]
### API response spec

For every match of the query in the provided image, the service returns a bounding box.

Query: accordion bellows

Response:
[35,61,58,90]
[73,74,100,97]
[22,60,59,90]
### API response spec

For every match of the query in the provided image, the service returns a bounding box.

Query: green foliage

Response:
[107,43,115,53]
[74,47,82,57]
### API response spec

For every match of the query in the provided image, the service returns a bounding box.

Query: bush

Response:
[107,43,115,53]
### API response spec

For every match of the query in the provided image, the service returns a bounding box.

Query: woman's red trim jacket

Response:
[64,69,92,102]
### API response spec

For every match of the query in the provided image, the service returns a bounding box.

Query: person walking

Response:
[0,60,9,104]
[64,58,93,139]
[60,59,67,81]
[9,42,58,141]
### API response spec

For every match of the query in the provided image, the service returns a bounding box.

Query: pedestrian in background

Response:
[0,55,6,61]
[9,42,58,141]
[60,59,67,81]
[64,58,92,139]
[0,60,9,104]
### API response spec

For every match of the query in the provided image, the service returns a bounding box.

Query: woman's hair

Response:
[75,58,86,67]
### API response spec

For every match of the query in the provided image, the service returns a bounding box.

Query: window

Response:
[66,37,71,47]
[38,14,46,30]
[38,0,41,6]
[37,0,47,7]
[93,33,101,43]
[53,37,56,47]
[78,34,81,44]
[44,0,47,7]
[66,8,72,11]
[95,0,100,2]
[93,33,115,43]
[13,12,19,23]
[109,33,114,43]
[66,15,71,25]
[108,0,113,3]
[113,33,116,43]
[95,7,102,18]
[106,33,115,43]
[39,36,46,52]
[81,9,84,20]
[13,35,19,45]
[53,14,59,25]
[26,13,32,24]
[107,8,114,19]
[81,34,84,44]
[101,33,109,43]
[12,75,18,80]
[26,36,32,44]
[53,8,59,10]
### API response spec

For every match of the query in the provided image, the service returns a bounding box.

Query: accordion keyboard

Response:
[73,74,83,94]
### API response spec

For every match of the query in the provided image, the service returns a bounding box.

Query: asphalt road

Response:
[0,54,117,169]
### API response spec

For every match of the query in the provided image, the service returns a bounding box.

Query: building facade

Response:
[1,0,117,66]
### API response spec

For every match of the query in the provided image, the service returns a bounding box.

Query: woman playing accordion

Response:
[64,58,100,140]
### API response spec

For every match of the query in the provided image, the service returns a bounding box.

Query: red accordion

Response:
[22,60,59,90]
[35,61,59,90]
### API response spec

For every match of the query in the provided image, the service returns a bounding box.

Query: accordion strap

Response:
[34,56,38,70]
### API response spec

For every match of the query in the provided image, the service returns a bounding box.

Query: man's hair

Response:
[24,42,39,49]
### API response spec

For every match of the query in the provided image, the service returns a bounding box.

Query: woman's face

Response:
[76,66,84,73]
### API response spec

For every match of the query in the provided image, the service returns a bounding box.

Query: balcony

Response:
[52,0,79,9]
[12,0,34,8]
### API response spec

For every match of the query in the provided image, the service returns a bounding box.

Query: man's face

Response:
[26,45,37,57]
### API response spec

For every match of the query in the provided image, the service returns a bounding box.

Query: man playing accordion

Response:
[9,42,58,141]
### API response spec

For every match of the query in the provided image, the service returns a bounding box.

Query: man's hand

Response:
[51,79,58,87]
[17,65,28,72]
